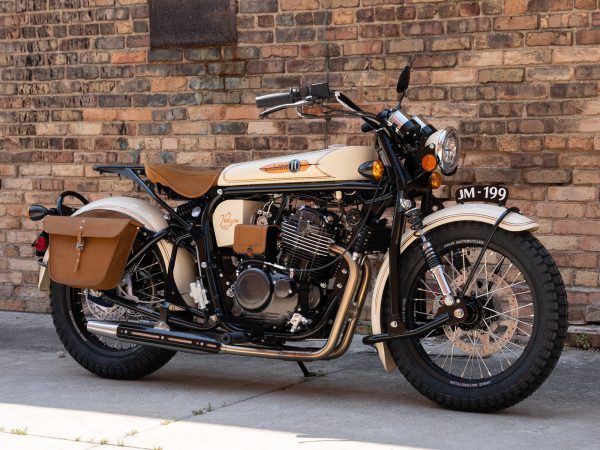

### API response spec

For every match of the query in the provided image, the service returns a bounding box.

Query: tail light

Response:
[32,232,48,257]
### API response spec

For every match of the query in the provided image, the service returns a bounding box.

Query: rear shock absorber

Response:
[404,205,455,307]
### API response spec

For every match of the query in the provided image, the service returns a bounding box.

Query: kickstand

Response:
[297,361,316,378]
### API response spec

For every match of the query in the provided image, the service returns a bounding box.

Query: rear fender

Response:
[40,197,197,307]
[370,203,539,371]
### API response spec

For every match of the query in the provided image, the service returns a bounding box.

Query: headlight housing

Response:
[435,127,460,176]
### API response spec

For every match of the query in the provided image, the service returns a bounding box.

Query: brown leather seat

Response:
[144,163,220,198]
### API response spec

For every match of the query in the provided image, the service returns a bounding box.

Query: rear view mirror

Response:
[396,66,411,94]
[28,204,49,221]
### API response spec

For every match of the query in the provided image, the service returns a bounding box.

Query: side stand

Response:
[297,361,316,378]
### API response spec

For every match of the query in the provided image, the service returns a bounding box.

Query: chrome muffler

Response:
[87,321,223,354]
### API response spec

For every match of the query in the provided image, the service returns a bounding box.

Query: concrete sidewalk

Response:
[0,312,598,450]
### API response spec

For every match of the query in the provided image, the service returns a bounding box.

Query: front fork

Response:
[363,196,462,346]
[403,206,456,308]
[398,196,468,327]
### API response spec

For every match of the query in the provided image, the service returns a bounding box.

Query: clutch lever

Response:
[260,99,311,118]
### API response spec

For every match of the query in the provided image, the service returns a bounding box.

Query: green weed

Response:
[10,428,27,436]
[575,334,592,350]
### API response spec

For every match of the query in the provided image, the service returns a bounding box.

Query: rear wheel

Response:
[383,223,567,412]
[50,240,176,379]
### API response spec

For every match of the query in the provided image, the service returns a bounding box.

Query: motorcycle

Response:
[29,67,567,412]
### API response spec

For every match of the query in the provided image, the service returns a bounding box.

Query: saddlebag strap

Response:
[73,223,85,272]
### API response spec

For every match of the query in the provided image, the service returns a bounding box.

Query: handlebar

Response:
[256,89,302,108]
[255,83,333,109]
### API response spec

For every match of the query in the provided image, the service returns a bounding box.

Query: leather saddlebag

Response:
[233,224,278,257]
[43,216,139,290]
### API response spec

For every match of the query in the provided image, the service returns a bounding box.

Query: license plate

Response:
[456,185,509,206]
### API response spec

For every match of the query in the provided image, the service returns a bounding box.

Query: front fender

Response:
[41,197,197,307]
[370,203,538,371]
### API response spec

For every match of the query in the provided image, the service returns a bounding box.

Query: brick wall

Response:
[0,0,598,323]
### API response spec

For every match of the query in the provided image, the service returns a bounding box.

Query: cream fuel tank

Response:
[212,145,376,247]
[217,145,376,185]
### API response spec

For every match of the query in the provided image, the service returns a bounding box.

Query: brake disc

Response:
[443,272,519,357]
[84,288,131,321]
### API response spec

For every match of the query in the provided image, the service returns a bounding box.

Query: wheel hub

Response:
[457,295,483,331]
[442,272,520,357]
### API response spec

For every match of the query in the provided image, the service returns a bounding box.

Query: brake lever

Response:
[260,99,311,118]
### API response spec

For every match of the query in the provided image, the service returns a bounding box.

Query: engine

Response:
[226,207,338,331]
[280,207,337,283]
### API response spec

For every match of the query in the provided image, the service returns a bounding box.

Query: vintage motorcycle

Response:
[29,67,567,412]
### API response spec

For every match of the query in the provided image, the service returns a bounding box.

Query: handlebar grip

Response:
[256,91,295,108]
[361,123,375,133]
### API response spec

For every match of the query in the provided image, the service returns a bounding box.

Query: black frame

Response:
[91,164,385,331]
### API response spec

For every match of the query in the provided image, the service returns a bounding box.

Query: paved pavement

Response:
[0,311,598,450]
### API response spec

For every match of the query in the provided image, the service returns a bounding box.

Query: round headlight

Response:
[436,127,460,175]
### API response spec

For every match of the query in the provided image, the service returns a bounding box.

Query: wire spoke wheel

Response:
[51,237,176,379]
[418,246,534,380]
[69,244,166,353]
[384,222,567,412]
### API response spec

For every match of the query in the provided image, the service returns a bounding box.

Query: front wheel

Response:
[383,222,567,412]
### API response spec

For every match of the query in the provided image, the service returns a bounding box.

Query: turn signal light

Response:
[372,160,385,180]
[430,172,442,189]
[421,154,438,172]
[358,160,385,181]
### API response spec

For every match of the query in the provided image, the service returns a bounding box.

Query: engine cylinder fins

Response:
[233,268,272,312]
[280,207,337,282]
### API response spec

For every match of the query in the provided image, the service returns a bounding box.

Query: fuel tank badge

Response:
[260,160,312,174]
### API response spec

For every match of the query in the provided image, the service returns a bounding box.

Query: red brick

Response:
[110,50,146,64]
[550,0,574,10]
[548,187,597,201]
[576,30,600,45]
[536,202,584,218]
[526,66,573,81]
[403,20,444,35]
[555,118,599,133]
[504,0,527,14]
[342,41,382,55]
[526,31,572,46]
[573,170,600,185]
[431,69,477,84]
[579,237,600,252]
[551,251,598,269]
[479,68,525,83]
[542,12,589,28]
[537,235,578,251]
[387,39,424,53]
[575,0,597,8]
[524,169,571,184]
[494,15,539,30]
[281,0,319,10]
[431,36,471,51]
